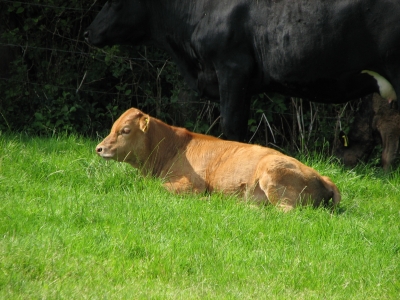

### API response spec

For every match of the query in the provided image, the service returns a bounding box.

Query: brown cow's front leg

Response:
[163,176,206,194]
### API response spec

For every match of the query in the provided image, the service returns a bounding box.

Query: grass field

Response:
[0,133,399,299]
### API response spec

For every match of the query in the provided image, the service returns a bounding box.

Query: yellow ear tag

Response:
[342,134,349,147]
[142,117,149,132]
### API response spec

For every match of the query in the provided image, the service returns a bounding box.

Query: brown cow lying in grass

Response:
[96,108,341,211]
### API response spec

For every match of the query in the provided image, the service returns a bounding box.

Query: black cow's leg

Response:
[220,94,250,141]
[216,57,254,141]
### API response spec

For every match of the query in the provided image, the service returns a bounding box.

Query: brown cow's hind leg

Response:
[256,174,298,212]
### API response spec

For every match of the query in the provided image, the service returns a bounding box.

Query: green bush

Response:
[0,0,200,136]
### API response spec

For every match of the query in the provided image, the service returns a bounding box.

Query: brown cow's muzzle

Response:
[96,145,103,155]
[96,143,114,160]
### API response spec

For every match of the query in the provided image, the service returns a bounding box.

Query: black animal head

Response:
[85,0,148,47]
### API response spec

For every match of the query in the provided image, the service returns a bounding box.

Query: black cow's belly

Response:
[264,73,380,103]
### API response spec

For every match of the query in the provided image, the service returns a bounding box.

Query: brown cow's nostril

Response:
[96,146,103,153]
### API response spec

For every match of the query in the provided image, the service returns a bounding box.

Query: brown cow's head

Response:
[96,108,150,167]
[334,136,367,168]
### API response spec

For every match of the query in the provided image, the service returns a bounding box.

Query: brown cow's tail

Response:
[322,176,341,208]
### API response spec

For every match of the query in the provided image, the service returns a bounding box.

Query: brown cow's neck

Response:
[142,118,192,177]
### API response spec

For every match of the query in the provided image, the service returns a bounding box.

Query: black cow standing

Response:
[85,0,400,141]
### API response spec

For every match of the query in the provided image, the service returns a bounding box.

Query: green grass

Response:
[0,133,399,299]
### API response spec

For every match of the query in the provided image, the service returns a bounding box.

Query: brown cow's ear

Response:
[139,115,150,133]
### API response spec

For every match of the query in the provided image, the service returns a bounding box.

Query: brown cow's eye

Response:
[122,128,131,134]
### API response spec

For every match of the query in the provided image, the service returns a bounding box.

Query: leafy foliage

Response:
[0,0,200,137]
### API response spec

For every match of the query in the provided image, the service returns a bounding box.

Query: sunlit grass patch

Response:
[1,133,399,299]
